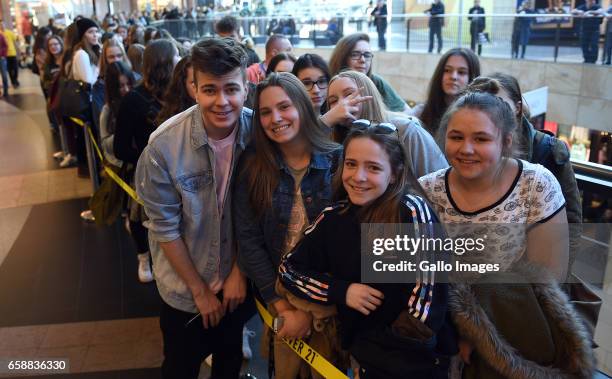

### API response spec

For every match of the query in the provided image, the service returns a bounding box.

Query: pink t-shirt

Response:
[206,126,237,294]
[208,126,238,214]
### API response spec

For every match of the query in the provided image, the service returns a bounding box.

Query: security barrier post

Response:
[83,121,100,192]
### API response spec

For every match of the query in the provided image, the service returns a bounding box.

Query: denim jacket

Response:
[233,146,342,303]
[135,105,252,313]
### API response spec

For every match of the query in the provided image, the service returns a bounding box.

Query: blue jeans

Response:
[429,24,442,53]
[0,58,8,96]
[581,29,599,63]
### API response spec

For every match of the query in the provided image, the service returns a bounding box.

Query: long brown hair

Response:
[334,125,430,223]
[420,48,480,136]
[243,72,339,217]
[328,33,371,77]
[156,55,196,125]
[44,35,63,67]
[73,28,100,66]
[104,61,136,133]
[142,39,176,101]
[60,23,80,77]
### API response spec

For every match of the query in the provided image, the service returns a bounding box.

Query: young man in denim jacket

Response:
[135,38,255,379]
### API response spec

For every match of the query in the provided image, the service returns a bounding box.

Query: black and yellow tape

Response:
[255,299,349,379]
[70,117,144,206]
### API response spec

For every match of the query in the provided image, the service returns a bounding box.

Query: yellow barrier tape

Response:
[70,117,144,206]
[255,299,349,379]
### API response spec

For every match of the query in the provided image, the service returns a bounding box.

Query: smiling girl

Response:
[233,72,342,378]
[279,122,457,379]
[419,92,594,378]
[322,70,447,178]
[414,48,480,137]
[419,92,568,278]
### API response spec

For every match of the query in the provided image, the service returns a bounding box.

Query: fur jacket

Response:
[449,263,596,379]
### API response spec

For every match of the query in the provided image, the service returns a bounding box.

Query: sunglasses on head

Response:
[351,119,399,138]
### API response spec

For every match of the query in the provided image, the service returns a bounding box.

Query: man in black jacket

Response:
[371,0,388,50]
[426,0,445,53]
[468,0,485,55]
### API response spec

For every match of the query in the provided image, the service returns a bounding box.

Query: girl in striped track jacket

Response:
[279,121,457,379]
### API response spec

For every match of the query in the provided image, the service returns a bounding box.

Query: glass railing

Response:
[571,160,611,289]
[150,13,612,64]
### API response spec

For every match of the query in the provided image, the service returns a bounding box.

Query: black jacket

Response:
[114,84,161,164]
[427,2,445,27]
[279,197,458,377]
[468,5,485,32]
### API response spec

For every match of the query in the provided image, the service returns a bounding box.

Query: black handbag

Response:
[58,78,92,119]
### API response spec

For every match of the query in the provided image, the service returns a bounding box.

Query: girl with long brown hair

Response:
[114,39,179,283]
[71,18,101,85]
[233,72,341,377]
[414,47,480,137]
[156,55,196,126]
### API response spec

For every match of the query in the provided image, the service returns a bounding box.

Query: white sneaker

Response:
[59,153,77,168]
[80,209,95,222]
[52,151,65,160]
[137,253,154,283]
[242,327,255,360]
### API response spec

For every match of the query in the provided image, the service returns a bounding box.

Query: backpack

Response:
[531,129,569,176]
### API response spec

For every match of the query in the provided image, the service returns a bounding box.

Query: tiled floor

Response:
[0,318,162,375]
[0,169,91,210]
[0,73,165,378]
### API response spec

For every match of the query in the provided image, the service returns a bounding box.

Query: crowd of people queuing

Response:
[3,0,612,101]
[20,9,598,379]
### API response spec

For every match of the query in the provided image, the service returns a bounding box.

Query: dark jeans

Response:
[511,29,519,58]
[61,112,89,164]
[429,24,442,53]
[0,58,8,96]
[581,29,599,63]
[604,34,612,64]
[470,30,482,55]
[129,220,149,254]
[376,24,387,50]
[6,56,19,86]
[160,292,255,379]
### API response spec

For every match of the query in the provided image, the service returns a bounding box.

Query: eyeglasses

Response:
[349,51,374,61]
[351,119,399,139]
[301,78,328,90]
